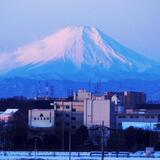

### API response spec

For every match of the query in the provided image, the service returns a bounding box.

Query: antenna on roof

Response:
[94,80,101,94]
[36,81,41,100]
[45,81,49,100]
[88,79,91,92]
[50,85,54,99]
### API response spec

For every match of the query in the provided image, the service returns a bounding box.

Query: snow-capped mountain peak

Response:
[16,26,85,66]
[1,26,158,81]
[14,26,144,68]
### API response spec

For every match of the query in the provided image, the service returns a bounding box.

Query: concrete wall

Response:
[84,99,114,128]
[28,109,55,128]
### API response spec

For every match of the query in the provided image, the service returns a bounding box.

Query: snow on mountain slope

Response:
[1,26,159,81]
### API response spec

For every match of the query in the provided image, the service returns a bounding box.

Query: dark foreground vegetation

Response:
[0,121,160,152]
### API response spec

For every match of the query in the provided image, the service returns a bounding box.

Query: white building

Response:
[28,109,55,128]
[0,109,19,122]
[73,89,92,101]
[84,99,115,128]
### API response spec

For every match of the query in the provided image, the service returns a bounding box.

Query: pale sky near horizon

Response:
[0,0,160,62]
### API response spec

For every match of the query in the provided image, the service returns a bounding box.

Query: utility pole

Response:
[34,138,37,160]
[69,102,73,160]
[62,102,65,151]
[101,121,104,160]
[69,131,71,160]
[149,120,152,147]
[3,124,6,155]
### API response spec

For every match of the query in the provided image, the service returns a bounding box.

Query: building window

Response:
[47,117,49,120]
[72,125,76,129]
[65,114,70,117]
[34,117,36,120]
[72,117,76,120]
[66,105,70,109]
[72,108,76,112]
[57,105,60,109]
[44,117,46,120]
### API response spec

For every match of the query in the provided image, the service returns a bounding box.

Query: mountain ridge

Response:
[0,26,160,99]
[1,26,160,81]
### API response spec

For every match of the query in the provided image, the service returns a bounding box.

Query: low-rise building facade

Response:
[53,101,84,131]
[84,99,115,128]
[116,111,160,131]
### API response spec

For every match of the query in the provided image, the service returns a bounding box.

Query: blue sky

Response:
[0,0,160,61]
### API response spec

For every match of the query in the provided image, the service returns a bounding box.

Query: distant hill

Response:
[0,26,160,100]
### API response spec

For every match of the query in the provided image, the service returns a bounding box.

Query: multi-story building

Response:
[84,99,115,128]
[26,99,85,146]
[27,101,84,139]
[53,101,84,131]
[123,91,146,111]
[73,89,92,101]
[116,111,160,131]
[105,91,146,112]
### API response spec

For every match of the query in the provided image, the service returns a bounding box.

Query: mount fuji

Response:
[1,26,159,81]
[0,26,160,99]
